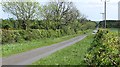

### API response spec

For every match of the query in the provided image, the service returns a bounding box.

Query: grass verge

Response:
[32,34,94,65]
[1,33,83,57]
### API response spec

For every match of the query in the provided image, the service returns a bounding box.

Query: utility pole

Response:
[104,0,106,28]
[101,0,109,28]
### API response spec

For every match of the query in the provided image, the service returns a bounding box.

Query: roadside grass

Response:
[32,34,94,65]
[1,33,83,57]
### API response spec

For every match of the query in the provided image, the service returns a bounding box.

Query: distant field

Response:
[108,28,118,33]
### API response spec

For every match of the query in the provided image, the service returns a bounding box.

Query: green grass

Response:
[33,34,94,65]
[1,33,82,57]
[108,28,118,33]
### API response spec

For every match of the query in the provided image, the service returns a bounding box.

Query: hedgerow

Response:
[2,29,78,44]
[84,29,120,66]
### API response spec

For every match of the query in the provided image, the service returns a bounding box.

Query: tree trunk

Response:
[22,20,27,30]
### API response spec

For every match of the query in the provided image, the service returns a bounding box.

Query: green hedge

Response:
[2,29,77,44]
[84,29,120,66]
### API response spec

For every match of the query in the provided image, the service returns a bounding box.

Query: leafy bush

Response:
[13,30,24,42]
[81,22,96,30]
[62,26,76,35]
[2,24,12,30]
[84,29,120,66]
[2,29,77,44]
[2,30,15,43]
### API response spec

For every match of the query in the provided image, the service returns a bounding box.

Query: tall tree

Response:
[1,1,41,30]
[41,0,81,30]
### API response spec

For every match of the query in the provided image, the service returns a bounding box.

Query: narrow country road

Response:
[1,35,87,65]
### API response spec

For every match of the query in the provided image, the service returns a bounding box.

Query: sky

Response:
[0,0,120,21]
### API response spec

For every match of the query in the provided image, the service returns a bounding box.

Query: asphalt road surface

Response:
[1,35,87,65]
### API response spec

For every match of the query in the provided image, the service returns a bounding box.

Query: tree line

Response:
[99,20,120,28]
[1,0,96,31]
